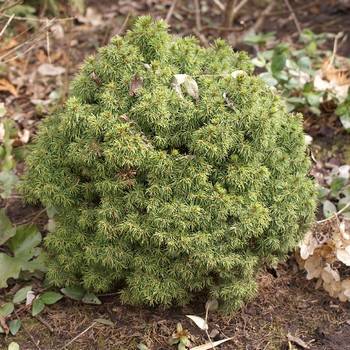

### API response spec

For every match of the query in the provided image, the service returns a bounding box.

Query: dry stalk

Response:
[165,0,179,23]
[194,0,202,31]
[59,322,97,350]
[0,14,14,37]
[223,0,249,29]
[317,203,350,224]
[250,0,276,33]
[283,0,302,35]
[0,18,54,62]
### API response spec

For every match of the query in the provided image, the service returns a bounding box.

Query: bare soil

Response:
[2,263,350,350]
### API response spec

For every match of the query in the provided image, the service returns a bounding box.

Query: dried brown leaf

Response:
[287,333,310,349]
[0,79,17,96]
[129,75,143,96]
[90,72,102,86]
[0,315,9,335]
[322,58,350,86]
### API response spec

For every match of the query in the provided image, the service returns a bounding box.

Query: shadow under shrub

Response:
[21,16,316,312]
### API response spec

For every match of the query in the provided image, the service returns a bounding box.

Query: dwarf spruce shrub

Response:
[22,16,315,312]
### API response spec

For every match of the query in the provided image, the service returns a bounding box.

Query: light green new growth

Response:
[21,16,315,312]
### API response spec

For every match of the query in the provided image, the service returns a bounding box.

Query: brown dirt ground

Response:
[1,1,350,349]
[1,262,350,350]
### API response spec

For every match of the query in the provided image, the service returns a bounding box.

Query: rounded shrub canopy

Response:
[22,16,315,312]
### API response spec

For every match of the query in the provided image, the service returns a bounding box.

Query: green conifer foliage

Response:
[21,16,315,312]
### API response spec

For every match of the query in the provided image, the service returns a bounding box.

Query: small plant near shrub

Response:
[21,16,315,312]
[257,30,350,303]
[0,212,46,289]
[0,104,53,340]
[0,103,46,290]
[245,30,350,130]
[168,323,191,350]
[0,286,63,335]
[0,284,101,336]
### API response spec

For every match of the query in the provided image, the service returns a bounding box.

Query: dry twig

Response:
[14,310,41,350]
[194,0,202,31]
[317,203,350,224]
[165,0,179,23]
[0,14,14,37]
[213,0,225,11]
[193,28,209,47]
[60,322,97,350]
[250,0,276,33]
[283,0,302,35]
[35,315,54,333]
[16,208,47,226]
[204,304,215,349]
[223,0,236,28]
[0,19,54,62]
[0,0,22,14]
[223,0,249,29]
[46,18,51,63]
[0,12,74,22]
[330,32,344,66]
[201,25,244,32]
[116,13,131,36]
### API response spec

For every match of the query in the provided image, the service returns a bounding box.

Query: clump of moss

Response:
[22,16,315,312]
